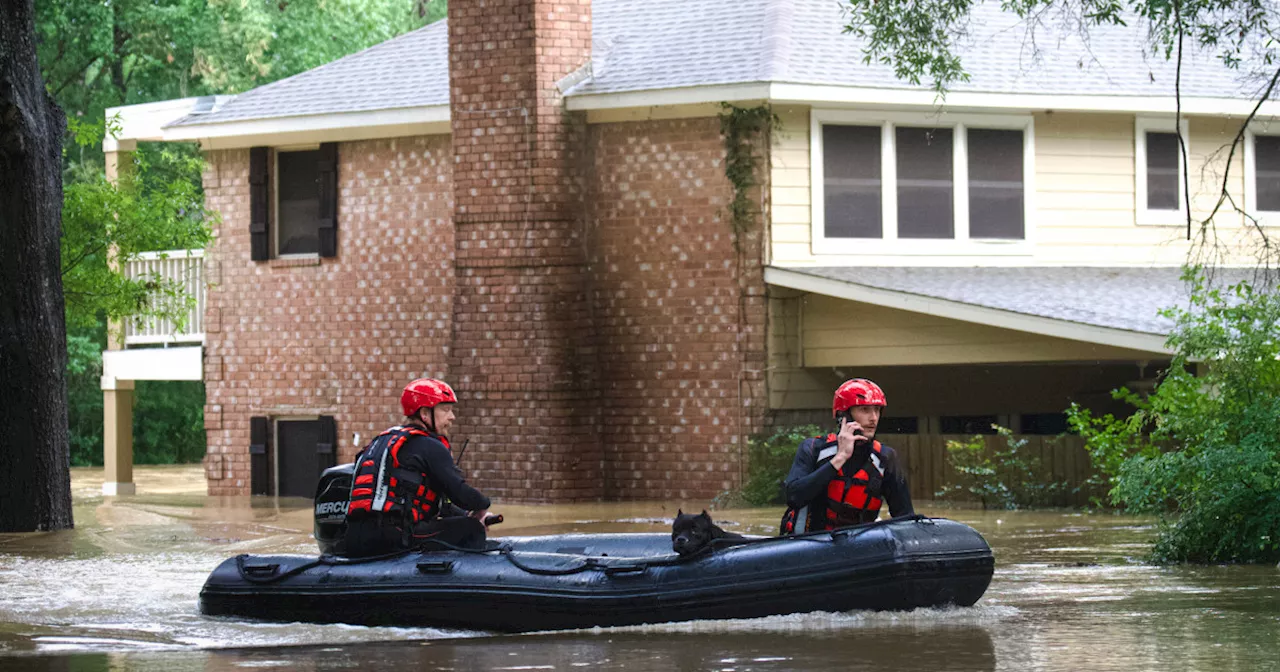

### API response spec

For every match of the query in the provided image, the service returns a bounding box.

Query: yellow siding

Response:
[770,108,1258,266]
[800,295,1164,368]
[767,289,832,410]
[769,106,814,265]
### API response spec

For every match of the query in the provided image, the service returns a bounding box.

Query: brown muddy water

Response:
[1,465,1278,672]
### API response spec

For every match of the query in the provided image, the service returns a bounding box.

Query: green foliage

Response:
[937,425,1072,509]
[1067,269,1280,563]
[66,321,207,467]
[67,324,107,467]
[718,103,777,245]
[40,1,443,462]
[133,379,208,464]
[62,118,213,331]
[718,424,824,508]
[37,0,442,116]
[842,0,1277,95]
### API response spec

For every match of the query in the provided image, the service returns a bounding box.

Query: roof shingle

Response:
[169,1,1273,128]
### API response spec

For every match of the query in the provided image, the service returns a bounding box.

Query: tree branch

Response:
[50,54,102,99]
[60,240,108,277]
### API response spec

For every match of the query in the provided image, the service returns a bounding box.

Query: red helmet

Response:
[832,378,887,417]
[400,378,458,417]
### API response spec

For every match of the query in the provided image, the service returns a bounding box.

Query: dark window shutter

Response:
[249,147,270,261]
[316,415,337,475]
[317,143,338,257]
[250,416,271,495]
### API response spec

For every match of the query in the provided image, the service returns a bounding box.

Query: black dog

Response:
[671,509,745,556]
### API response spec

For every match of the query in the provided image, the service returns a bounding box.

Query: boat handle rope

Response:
[233,514,938,583]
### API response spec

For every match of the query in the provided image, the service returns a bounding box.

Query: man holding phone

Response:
[779,378,914,534]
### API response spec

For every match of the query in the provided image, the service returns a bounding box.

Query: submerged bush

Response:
[937,426,1071,509]
[1067,271,1280,564]
[717,423,824,507]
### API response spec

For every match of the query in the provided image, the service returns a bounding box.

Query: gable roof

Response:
[167,20,449,128]
[572,0,1266,100]
[167,0,1272,130]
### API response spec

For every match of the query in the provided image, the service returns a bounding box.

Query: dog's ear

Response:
[677,509,684,517]
[699,510,711,520]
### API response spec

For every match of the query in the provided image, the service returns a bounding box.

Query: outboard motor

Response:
[313,462,354,555]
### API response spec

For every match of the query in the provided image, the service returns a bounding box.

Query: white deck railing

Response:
[123,249,206,346]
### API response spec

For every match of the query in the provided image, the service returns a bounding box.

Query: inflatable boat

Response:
[199,516,993,632]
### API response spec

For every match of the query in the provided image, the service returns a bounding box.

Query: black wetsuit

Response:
[782,436,914,533]
[345,431,491,556]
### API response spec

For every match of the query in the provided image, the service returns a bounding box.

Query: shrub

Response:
[717,423,824,507]
[936,425,1071,509]
[1066,270,1280,564]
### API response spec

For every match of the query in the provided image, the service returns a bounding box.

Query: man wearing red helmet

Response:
[343,378,496,557]
[779,378,914,534]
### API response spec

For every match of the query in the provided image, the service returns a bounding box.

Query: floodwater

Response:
[1,466,1278,672]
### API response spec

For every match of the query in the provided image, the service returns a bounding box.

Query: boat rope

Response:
[233,514,936,583]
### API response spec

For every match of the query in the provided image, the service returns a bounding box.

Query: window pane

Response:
[1255,135,1280,211]
[1146,132,1179,210]
[1019,413,1071,436]
[939,415,998,435]
[968,128,1024,239]
[877,416,919,434]
[897,127,954,238]
[278,149,321,255]
[823,125,882,238]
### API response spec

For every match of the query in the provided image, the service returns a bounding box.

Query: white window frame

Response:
[810,109,1036,256]
[273,143,323,260]
[1243,122,1280,228]
[1134,116,1191,226]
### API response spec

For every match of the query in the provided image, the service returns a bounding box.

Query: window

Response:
[939,415,999,435]
[877,416,920,434]
[823,125,882,238]
[249,143,338,261]
[1254,135,1280,210]
[1134,117,1189,226]
[1244,126,1280,226]
[968,129,1026,239]
[1019,413,1071,436]
[811,110,1033,255]
[276,149,323,256]
[897,126,954,238]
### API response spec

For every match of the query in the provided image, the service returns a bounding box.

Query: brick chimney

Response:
[446,0,600,501]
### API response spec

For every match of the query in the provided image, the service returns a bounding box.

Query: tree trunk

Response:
[0,0,74,532]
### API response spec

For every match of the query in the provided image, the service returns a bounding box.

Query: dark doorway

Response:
[276,417,336,498]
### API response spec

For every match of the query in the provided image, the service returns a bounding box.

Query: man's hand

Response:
[468,508,489,522]
[831,420,869,471]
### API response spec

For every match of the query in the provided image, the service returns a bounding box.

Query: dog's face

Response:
[671,509,716,556]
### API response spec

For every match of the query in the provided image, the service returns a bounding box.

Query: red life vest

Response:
[346,426,447,526]
[781,434,886,534]
[821,435,886,529]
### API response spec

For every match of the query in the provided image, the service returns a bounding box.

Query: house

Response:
[101,0,1275,502]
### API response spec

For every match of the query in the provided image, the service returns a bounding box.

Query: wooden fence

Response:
[886,433,1101,507]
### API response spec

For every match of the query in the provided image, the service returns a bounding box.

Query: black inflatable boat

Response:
[199,516,993,632]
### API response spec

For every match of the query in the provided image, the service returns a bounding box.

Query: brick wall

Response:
[201,136,455,495]
[586,118,768,501]
[447,0,602,501]
[199,3,770,503]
